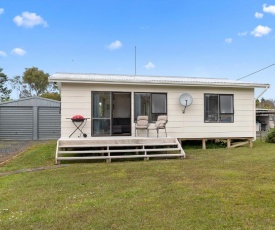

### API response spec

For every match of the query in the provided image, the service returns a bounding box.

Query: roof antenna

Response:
[135,46,136,75]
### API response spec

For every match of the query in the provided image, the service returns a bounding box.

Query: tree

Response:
[40,92,61,101]
[0,68,11,101]
[9,67,60,99]
[23,67,50,96]
[256,98,275,109]
[9,75,32,98]
[255,99,260,108]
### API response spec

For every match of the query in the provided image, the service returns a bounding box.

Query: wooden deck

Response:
[55,137,185,164]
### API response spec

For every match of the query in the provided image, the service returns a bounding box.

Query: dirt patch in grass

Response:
[0,165,68,176]
[0,140,48,164]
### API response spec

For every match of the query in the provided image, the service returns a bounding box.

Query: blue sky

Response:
[0,0,275,99]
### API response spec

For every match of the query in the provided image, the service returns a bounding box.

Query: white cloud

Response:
[144,62,155,69]
[106,40,123,50]
[13,12,48,28]
[263,4,275,14]
[238,31,247,36]
[0,8,4,15]
[251,25,272,37]
[0,50,7,57]
[11,48,26,56]
[255,12,263,19]
[225,38,232,44]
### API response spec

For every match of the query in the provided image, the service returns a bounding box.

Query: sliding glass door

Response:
[92,91,131,136]
[92,92,111,136]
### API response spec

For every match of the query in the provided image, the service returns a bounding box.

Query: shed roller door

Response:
[0,107,33,140]
[38,107,61,139]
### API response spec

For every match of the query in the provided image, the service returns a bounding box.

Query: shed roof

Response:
[49,73,270,89]
[0,96,60,107]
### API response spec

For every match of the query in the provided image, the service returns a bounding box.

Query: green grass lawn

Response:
[0,141,275,229]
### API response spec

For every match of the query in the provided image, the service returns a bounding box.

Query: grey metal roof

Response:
[0,96,60,107]
[49,72,270,88]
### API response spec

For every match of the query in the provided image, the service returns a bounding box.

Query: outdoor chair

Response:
[135,116,149,137]
[148,115,168,138]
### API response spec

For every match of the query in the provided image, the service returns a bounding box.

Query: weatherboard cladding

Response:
[49,73,270,88]
[58,82,256,139]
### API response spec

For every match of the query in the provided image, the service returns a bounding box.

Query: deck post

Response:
[106,146,111,163]
[144,145,149,160]
[202,139,206,150]
[55,140,60,165]
[249,138,253,148]
[227,139,231,148]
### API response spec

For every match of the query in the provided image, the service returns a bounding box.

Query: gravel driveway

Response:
[0,140,46,164]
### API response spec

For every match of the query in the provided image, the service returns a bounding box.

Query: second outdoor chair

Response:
[135,116,149,137]
[148,115,168,138]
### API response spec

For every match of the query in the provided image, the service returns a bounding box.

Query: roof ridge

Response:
[54,72,230,80]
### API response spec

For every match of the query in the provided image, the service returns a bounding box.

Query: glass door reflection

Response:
[92,92,111,136]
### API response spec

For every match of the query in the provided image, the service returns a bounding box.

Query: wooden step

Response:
[58,147,181,155]
[57,153,185,161]
[59,142,178,148]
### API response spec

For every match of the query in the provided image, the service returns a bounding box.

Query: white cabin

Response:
[49,73,269,141]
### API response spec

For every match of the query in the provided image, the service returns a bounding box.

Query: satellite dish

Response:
[179,93,193,113]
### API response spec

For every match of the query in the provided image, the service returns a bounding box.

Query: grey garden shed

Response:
[0,97,61,140]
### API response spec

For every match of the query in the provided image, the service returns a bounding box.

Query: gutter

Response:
[49,78,270,89]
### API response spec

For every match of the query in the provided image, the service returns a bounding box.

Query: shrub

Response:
[265,128,275,143]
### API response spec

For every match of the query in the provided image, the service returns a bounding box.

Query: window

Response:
[134,93,167,122]
[204,94,234,123]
